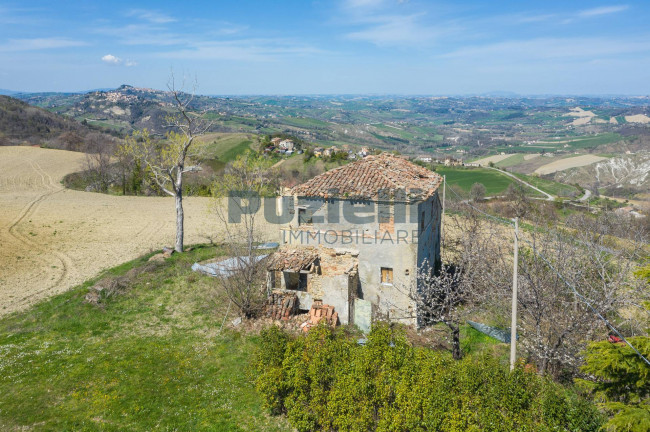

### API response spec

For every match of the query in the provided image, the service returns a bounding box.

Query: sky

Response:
[1,0,649,95]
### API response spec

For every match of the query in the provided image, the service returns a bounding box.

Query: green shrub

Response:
[255,323,603,432]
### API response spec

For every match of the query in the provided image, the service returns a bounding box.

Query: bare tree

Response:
[505,183,531,219]
[82,132,116,193]
[515,212,650,376]
[401,196,649,376]
[469,182,486,202]
[212,152,279,318]
[119,76,210,252]
[396,210,512,359]
[410,263,466,359]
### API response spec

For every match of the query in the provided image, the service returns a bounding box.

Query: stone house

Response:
[267,153,443,330]
[323,146,339,157]
[278,139,294,151]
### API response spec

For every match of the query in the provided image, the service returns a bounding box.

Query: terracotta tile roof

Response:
[290,153,443,201]
[267,247,319,272]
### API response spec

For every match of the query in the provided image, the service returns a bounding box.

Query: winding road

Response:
[486,167,555,201]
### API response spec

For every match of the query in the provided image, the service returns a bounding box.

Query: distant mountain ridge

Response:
[0,89,21,96]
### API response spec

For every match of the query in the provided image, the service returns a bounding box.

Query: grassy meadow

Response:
[0,243,507,431]
[434,166,528,197]
[0,245,292,432]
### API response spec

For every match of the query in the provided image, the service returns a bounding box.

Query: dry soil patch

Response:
[0,146,278,316]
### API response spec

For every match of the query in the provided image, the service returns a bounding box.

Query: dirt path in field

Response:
[0,146,279,316]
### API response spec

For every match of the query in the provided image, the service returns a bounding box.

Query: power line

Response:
[445,183,515,226]
[442,177,650,367]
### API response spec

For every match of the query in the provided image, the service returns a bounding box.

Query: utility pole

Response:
[510,217,519,371]
[441,175,446,246]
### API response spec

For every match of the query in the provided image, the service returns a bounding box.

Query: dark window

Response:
[298,208,312,225]
[284,272,308,291]
[420,211,425,233]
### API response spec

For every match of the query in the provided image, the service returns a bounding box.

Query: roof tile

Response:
[290,153,442,201]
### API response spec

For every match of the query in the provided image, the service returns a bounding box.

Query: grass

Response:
[0,245,292,432]
[201,133,254,164]
[460,325,503,357]
[536,133,623,150]
[281,117,330,128]
[512,173,581,198]
[434,166,521,196]
[494,154,526,168]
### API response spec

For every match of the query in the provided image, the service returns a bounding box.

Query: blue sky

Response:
[1,0,649,94]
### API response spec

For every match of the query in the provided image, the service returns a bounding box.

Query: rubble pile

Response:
[301,301,338,332]
[265,292,299,320]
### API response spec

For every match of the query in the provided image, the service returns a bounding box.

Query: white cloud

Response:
[0,37,87,52]
[101,54,121,64]
[101,54,136,66]
[344,0,385,9]
[339,0,461,47]
[578,5,629,17]
[346,13,442,46]
[157,39,324,62]
[127,9,176,24]
[94,23,187,46]
[441,37,650,61]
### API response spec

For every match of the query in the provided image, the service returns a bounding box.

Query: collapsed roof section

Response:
[267,247,319,272]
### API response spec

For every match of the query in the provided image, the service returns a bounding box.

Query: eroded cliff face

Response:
[553,152,650,193]
[593,154,650,187]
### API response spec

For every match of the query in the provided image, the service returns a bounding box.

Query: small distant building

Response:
[444,157,462,166]
[271,137,282,145]
[615,206,646,219]
[416,156,433,163]
[359,146,370,157]
[323,146,338,157]
[278,139,295,151]
[313,147,324,157]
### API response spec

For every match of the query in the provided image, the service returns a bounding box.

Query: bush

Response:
[255,323,604,432]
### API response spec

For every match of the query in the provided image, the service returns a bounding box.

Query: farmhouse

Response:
[267,153,443,329]
[278,139,294,151]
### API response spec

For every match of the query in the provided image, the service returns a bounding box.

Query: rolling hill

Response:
[0,95,117,150]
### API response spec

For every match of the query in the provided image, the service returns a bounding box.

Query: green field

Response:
[0,245,292,431]
[491,133,623,155]
[494,154,526,168]
[536,132,623,150]
[513,173,581,198]
[434,166,526,196]
[201,133,254,164]
[281,116,331,128]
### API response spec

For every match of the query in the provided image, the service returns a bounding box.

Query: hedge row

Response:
[254,323,603,432]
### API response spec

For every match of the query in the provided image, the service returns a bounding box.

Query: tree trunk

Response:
[175,190,184,253]
[448,322,462,360]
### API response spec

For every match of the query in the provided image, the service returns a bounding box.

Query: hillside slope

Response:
[0,95,116,150]
[0,96,81,141]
